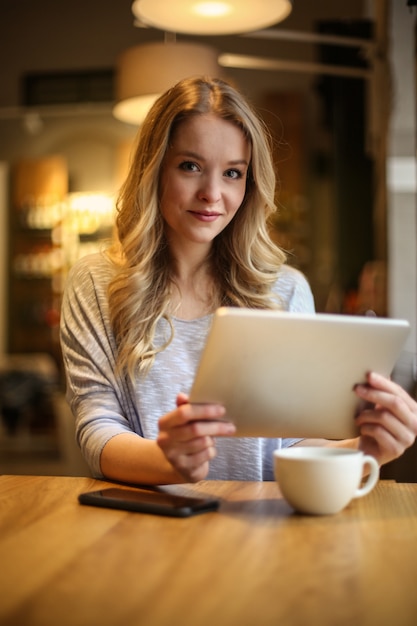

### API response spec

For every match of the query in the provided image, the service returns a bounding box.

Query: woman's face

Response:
[159,113,251,253]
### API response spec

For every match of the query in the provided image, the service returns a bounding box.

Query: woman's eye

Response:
[179,161,199,172]
[224,168,243,180]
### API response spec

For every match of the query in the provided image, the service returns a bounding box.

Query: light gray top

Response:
[60,253,315,480]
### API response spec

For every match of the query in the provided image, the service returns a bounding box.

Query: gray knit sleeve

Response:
[60,254,138,477]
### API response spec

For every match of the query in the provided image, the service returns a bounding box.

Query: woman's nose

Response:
[197,176,221,203]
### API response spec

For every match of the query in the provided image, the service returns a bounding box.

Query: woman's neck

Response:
[170,261,218,320]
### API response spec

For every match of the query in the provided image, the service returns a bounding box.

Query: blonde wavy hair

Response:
[108,75,286,379]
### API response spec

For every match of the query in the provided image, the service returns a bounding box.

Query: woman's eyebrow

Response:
[174,150,203,160]
[175,150,249,166]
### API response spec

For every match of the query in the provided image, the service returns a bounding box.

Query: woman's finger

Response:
[363,372,416,411]
[157,435,217,482]
[356,408,416,449]
[355,378,417,434]
[159,401,227,429]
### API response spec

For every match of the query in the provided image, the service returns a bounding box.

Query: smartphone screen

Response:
[78,487,219,517]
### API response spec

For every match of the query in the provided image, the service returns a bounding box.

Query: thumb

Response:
[176,392,190,407]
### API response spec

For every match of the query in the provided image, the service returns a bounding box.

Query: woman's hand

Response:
[157,393,236,482]
[354,371,417,465]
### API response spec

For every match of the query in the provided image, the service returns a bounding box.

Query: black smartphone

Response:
[78,487,220,517]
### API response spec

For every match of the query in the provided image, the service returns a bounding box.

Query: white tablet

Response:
[189,308,410,440]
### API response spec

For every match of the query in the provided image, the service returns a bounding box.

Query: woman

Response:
[60,76,417,484]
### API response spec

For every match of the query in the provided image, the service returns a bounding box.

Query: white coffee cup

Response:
[273,447,379,515]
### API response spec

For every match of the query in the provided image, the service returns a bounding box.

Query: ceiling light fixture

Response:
[113,41,222,125]
[131,0,292,35]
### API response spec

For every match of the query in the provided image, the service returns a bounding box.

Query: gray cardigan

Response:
[60,253,315,480]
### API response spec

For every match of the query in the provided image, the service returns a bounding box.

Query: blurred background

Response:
[0,0,415,479]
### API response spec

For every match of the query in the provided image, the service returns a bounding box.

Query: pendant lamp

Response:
[131,0,292,36]
[113,41,222,125]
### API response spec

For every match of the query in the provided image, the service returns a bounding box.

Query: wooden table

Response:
[1,475,417,626]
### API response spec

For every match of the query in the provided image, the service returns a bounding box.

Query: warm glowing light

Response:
[132,0,292,36]
[193,2,232,18]
[113,42,222,125]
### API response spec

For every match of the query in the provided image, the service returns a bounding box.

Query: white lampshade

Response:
[132,0,292,35]
[113,41,222,125]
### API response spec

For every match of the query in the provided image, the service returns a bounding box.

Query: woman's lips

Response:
[189,211,221,222]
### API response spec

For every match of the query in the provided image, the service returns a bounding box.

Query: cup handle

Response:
[353,454,380,499]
